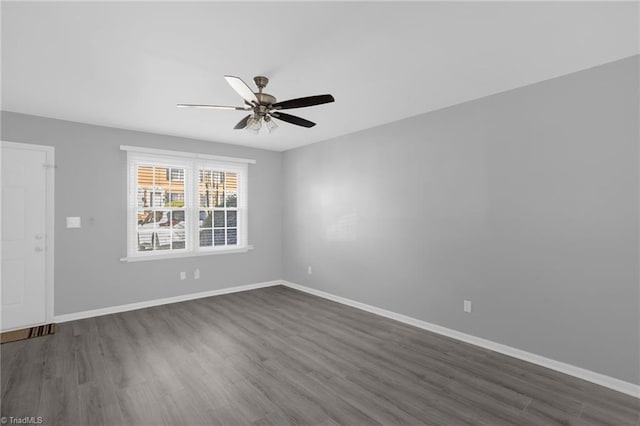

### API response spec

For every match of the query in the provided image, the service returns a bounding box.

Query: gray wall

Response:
[2,56,638,385]
[282,56,640,384]
[1,112,283,315]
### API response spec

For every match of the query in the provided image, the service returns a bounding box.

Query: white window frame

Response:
[120,146,254,262]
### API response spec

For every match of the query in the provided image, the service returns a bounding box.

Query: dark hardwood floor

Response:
[1,285,638,425]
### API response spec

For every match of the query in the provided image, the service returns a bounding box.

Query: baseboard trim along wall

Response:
[281,280,640,399]
[53,280,281,323]
[53,278,639,398]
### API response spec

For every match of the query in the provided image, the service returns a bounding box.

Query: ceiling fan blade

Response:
[271,94,334,110]
[234,114,252,130]
[176,104,251,110]
[224,75,259,105]
[271,112,316,128]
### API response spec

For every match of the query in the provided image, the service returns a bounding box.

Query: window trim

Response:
[120,145,256,164]
[120,146,254,262]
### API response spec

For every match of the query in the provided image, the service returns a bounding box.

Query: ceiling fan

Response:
[177,75,335,133]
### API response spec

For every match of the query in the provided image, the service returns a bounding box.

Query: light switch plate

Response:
[66,217,81,228]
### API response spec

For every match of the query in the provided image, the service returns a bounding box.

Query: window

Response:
[122,146,253,261]
[198,170,238,247]
[167,168,184,182]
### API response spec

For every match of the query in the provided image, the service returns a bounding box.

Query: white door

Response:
[1,142,54,331]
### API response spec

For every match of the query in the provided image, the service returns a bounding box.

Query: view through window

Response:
[124,148,250,260]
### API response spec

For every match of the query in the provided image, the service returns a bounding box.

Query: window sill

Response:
[120,245,254,262]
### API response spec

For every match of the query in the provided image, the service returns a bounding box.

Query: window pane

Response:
[141,190,162,208]
[172,228,186,241]
[167,168,184,182]
[199,194,209,208]
[155,241,170,251]
[199,169,230,208]
[212,171,225,207]
[226,211,237,227]
[168,167,185,207]
[138,210,154,227]
[154,167,171,207]
[172,231,186,249]
[136,188,146,209]
[214,229,225,246]
[198,172,216,208]
[170,210,185,225]
[225,192,237,208]
[138,165,172,208]
[137,230,154,251]
[227,228,237,245]
[172,218,186,250]
[154,227,172,248]
[200,210,212,228]
[213,211,225,228]
[213,171,225,186]
[138,210,157,251]
[137,166,154,208]
[213,188,224,208]
[155,210,171,227]
[200,229,212,247]
[168,192,184,207]
[139,230,168,250]
[225,173,237,191]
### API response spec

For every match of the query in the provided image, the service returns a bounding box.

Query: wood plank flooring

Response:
[1,285,638,425]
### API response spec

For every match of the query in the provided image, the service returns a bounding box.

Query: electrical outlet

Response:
[180,272,186,280]
[194,268,200,280]
[308,266,313,275]
[464,300,472,313]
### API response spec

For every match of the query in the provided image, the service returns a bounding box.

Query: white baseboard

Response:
[54,280,281,323]
[281,280,640,399]
[52,278,639,398]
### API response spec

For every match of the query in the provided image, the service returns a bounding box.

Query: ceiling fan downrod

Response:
[252,76,276,108]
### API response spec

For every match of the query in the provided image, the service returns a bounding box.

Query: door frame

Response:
[1,141,55,330]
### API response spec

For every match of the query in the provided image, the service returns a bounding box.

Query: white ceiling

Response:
[2,1,638,151]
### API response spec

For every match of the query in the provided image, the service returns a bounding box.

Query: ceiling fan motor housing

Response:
[253,76,276,112]
[255,93,276,106]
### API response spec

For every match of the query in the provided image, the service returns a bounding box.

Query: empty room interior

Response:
[1,1,639,425]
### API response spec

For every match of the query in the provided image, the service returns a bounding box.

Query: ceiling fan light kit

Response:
[178,75,334,134]
[263,115,278,133]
